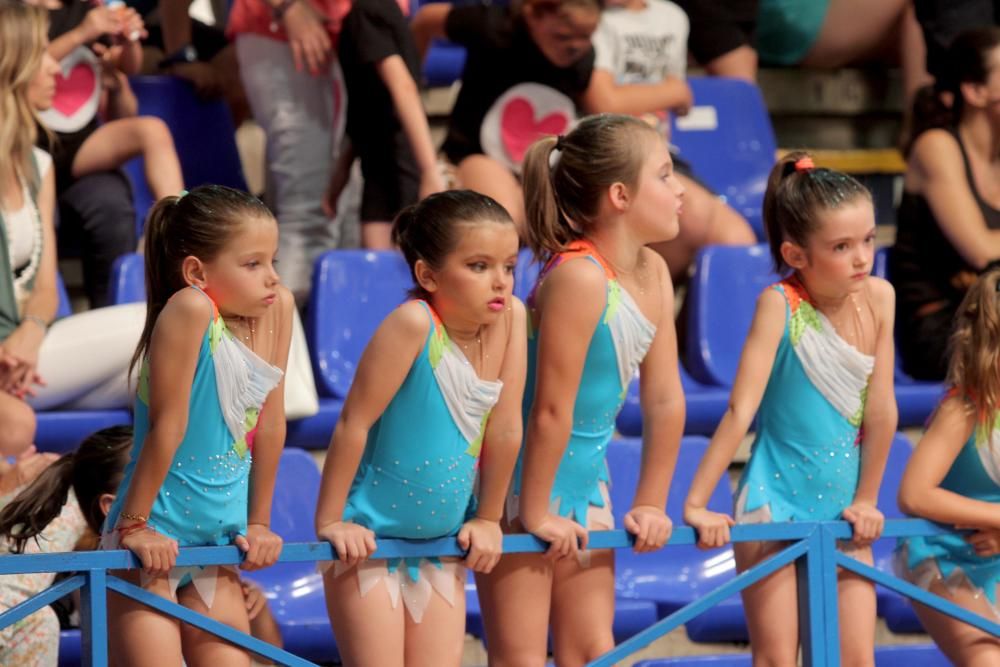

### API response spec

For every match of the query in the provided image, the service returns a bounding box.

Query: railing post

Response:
[797,524,840,667]
[80,568,108,667]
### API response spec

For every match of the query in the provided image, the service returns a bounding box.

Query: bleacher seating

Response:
[872,247,942,426]
[35,274,131,453]
[123,76,248,237]
[669,78,776,239]
[610,437,748,642]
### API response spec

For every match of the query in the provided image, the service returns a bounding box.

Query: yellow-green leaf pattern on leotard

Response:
[208,316,227,354]
[604,279,622,325]
[848,381,869,428]
[232,407,260,459]
[429,326,449,370]
[789,299,823,346]
[466,410,491,457]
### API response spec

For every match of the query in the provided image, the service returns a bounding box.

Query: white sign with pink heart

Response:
[37,47,102,134]
[480,83,576,175]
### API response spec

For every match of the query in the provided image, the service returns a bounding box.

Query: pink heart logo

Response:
[500,97,570,165]
[52,63,97,118]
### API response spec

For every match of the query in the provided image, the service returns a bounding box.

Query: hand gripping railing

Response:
[0,519,994,667]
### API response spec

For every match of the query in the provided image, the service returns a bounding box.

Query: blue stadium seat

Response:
[108,253,145,305]
[609,437,749,642]
[514,248,542,301]
[125,76,248,237]
[685,244,778,388]
[243,448,339,662]
[633,645,949,667]
[36,274,131,453]
[669,77,776,239]
[57,630,81,667]
[424,40,467,88]
[616,368,728,437]
[872,247,942,426]
[307,250,413,400]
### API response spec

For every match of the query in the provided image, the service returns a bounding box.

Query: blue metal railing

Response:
[0,519,994,666]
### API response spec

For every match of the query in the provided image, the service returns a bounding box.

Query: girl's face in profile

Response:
[201,216,282,319]
[627,138,685,244]
[523,1,600,68]
[27,46,59,111]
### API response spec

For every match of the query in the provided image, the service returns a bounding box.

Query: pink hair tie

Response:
[794,156,815,172]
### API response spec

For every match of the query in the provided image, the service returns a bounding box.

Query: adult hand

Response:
[0,446,59,496]
[2,324,46,398]
[235,523,284,570]
[282,1,332,75]
[167,62,224,99]
[79,6,122,43]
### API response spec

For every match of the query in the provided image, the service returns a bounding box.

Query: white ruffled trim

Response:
[793,309,874,422]
[607,285,656,393]
[320,558,463,623]
[435,342,503,447]
[977,428,1000,489]
[212,330,284,449]
[895,543,1000,622]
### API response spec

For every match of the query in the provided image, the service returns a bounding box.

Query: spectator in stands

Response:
[582,0,757,283]
[674,0,758,81]
[411,0,601,232]
[892,27,1000,381]
[139,0,250,126]
[914,0,999,84]
[228,0,351,302]
[755,0,930,105]
[0,427,283,665]
[324,0,444,249]
[0,1,146,457]
[27,0,184,306]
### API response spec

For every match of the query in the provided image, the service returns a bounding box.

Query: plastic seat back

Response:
[307,250,413,398]
[686,244,780,386]
[108,253,146,305]
[669,77,776,239]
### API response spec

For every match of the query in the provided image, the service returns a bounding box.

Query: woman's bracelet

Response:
[22,315,48,332]
[119,511,148,523]
[115,521,150,539]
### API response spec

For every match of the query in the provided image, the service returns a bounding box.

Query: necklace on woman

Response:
[590,240,649,295]
[454,326,486,375]
[1,181,44,310]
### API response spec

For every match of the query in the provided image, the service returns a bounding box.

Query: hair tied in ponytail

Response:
[794,156,815,173]
[554,134,566,151]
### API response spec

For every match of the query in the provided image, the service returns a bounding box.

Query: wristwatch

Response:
[158,44,199,69]
[269,0,299,32]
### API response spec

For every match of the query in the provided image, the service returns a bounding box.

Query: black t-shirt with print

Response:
[338,0,422,152]
[442,4,594,164]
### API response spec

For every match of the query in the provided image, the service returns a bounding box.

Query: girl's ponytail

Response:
[522,135,578,261]
[0,455,75,553]
[947,268,1000,433]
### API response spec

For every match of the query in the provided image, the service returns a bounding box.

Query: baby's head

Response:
[393,190,518,321]
[947,267,1000,430]
[763,152,874,285]
[520,0,600,68]
[522,113,682,259]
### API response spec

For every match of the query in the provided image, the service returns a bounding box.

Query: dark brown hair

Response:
[130,185,273,377]
[521,113,659,260]
[906,27,1000,155]
[947,268,1000,435]
[0,426,133,552]
[392,190,514,298]
[762,151,871,273]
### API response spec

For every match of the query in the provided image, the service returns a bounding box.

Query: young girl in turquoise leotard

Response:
[898,268,1000,664]
[685,152,898,666]
[315,190,526,667]
[103,185,293,667]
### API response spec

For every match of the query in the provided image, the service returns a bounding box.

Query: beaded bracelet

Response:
[119,511,148,523]
[22,315,47,331]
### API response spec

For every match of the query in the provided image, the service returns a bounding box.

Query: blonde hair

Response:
[521,113,659,260]
[947,268,1000,435]
[0,1,49,193]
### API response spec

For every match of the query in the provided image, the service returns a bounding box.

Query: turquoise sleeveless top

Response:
[736,278,874,523]
[898,402,1000,609]
[344,301,503,544]
[105,287,283,547]
[512,240,656,527]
